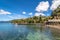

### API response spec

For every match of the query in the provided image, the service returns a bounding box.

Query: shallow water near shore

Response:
[0,22,59,40]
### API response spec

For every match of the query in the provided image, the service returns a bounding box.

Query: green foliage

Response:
[51,5,60,19]
[11,16,48,24]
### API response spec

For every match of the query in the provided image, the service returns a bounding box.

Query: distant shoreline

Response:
[13,23,42,25]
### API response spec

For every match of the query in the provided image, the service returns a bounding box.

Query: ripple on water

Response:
[27,30,53,40]
[0,23,54,40]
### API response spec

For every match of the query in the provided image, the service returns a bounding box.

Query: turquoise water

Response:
[0,22,54,40]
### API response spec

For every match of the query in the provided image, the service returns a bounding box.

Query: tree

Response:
[51,5,60,19]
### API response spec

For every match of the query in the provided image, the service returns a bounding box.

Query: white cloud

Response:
[36,1,49,12]
[8,16,14,19]
[50,0,60,10]
[29,12,32,16]
[8,14,27,19]
[22,11,26,14]
[0,9,11,15]
[35,13,45,16]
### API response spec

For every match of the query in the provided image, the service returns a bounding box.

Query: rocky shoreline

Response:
[50,27,60,40]
[45,25,60,40]
[46,25,60,30]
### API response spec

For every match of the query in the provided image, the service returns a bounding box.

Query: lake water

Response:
[0,22,57,40]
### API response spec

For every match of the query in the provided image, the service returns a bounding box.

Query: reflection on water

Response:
[27,30,53,40]
[0,22,56,40]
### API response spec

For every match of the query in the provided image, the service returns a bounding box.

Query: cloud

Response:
[36,1,49,12]
[29,12,32,16]
[50,0,60,10]
[8,14,27,19]
[22,11,26,14]
[35,13,45,16]
[0,9,11,15]
[35,1,49,16]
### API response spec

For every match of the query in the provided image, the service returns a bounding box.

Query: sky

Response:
[0,0,60,21]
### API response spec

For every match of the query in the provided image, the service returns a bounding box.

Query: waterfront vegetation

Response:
[11,14,53,24]
[11,5,60,25]
[11,16,47,24]
[11,14,52,24]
